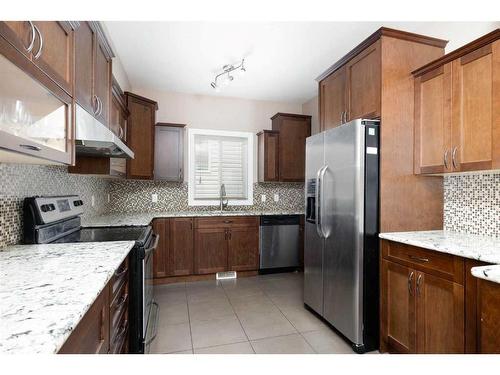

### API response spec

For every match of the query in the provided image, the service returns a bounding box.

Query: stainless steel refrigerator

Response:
[304,118,380,353]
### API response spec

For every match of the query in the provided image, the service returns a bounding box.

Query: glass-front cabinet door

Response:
[0,53,73,164]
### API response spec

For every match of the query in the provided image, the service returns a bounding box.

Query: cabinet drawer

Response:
[194,216,259,229]
[382,241,464,284]
[109,313,128,354]
[110,257,129,298]
[110,280,128,335]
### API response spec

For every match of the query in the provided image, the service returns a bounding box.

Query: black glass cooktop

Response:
[53,226,151,247]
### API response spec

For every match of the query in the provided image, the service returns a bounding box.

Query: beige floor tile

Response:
[149,322,192,354]
[157,301,189,325]
[195,341,255,354]
[238,310,297,340]
[251,334,315,354]
[166,349,193,354]
[232,297,281,315]
[268,294,304,310]
[280,307,328,332]
[190,315,247,349]
[302,329,354,354]
[187,288,228,304]
[155,289,187,304]
[188,299,235,322]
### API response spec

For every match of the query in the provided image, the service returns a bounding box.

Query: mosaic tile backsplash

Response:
[0,163,109,248]
[107,180,304,213]
[444,173,500,237]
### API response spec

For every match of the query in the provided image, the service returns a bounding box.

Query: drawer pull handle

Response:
[115,293,128,308]
[114,266,128,278]
[408,255,429,263]
[113,320,128,343]
[223,220,232,224]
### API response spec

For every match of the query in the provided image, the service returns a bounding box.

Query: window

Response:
[188,129,253,206]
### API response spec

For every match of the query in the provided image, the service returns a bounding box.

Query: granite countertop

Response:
[379,230,500,284]
[82,210,304,227]
[0,241,135,354]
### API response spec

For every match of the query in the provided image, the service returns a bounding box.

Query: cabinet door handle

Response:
[408,255,429,263]
[452,146,458,170]
[33,25,43,59]
[24,21,36,53]
[408,271,414,296]
[93,95,99,115]
[416,274,423,296]
[340,111,344,124]
[19,144,41,151]
[97,96,103,116]
[443,149,449,170]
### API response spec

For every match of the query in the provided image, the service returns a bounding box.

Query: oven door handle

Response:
[144,301,160,346]
[144,234,159,256]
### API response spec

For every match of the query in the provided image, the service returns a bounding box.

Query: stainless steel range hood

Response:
[75,105,134,159]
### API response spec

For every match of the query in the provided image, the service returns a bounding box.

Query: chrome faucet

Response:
[220,183,229,211]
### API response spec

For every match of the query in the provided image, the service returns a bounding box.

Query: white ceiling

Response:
[104,22,499,104]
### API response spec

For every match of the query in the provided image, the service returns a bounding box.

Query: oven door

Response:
[143,234,159,353]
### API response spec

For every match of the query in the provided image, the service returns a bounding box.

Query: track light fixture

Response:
[210,59,246,92]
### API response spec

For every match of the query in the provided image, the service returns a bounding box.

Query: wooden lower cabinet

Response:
[380,259,416,353]
[380,240,465,354]
[416,272,464,353]
[170,218,194,276]
[228,226,259,271]
[153,218,194,278]
[476,279,500,353]
[194,227,228,275]
[153,216,260,279]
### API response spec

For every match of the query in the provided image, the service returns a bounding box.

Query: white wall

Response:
[131,87,302,181]
[112,57,131,92]
[302,96,319,135]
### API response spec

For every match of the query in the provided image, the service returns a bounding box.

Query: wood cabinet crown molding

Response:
[270,112,312,120]
[124,91,159,110]
[316,27,448,81]
[86,21,115,60]
[412,28,500,77]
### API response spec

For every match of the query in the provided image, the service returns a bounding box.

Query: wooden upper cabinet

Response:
[0,21,74,95]
[31,22,74,95]
[380,259,416,354]
[94,37,112,126]
[74,22,95,114]
[451,41,499,172]
[228,226,259,272]
[194,227,228,275]
[125,92,158,180]
[169,218,194,276]
[413,30,500,174]
[111,77,129,141]
[346,40,381,121]
[414,64,452,174]
[319,66,346,131]
[257,130,279,182]
[271,113,311,182]
[415,272,464,353]
[0,21,37,58]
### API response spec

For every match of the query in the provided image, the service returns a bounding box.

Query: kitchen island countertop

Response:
[0,241,135,354]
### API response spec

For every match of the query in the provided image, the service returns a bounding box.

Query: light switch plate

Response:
[107,193,110,203]
[274,193,279,202]
[261,194,266,203]
[152,193,158,203]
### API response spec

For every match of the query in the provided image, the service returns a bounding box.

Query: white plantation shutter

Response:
[193,134,248,200]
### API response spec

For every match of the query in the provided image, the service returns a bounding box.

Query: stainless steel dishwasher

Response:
[259,215,301,271]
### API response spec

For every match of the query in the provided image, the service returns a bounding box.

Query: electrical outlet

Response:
[274,193,279,202]
[91,195,95,207]
[151,193,158,203]
[261,194,266,203]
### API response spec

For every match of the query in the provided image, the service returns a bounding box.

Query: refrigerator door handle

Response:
[315,166,324,238]
[319,165,329,238]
